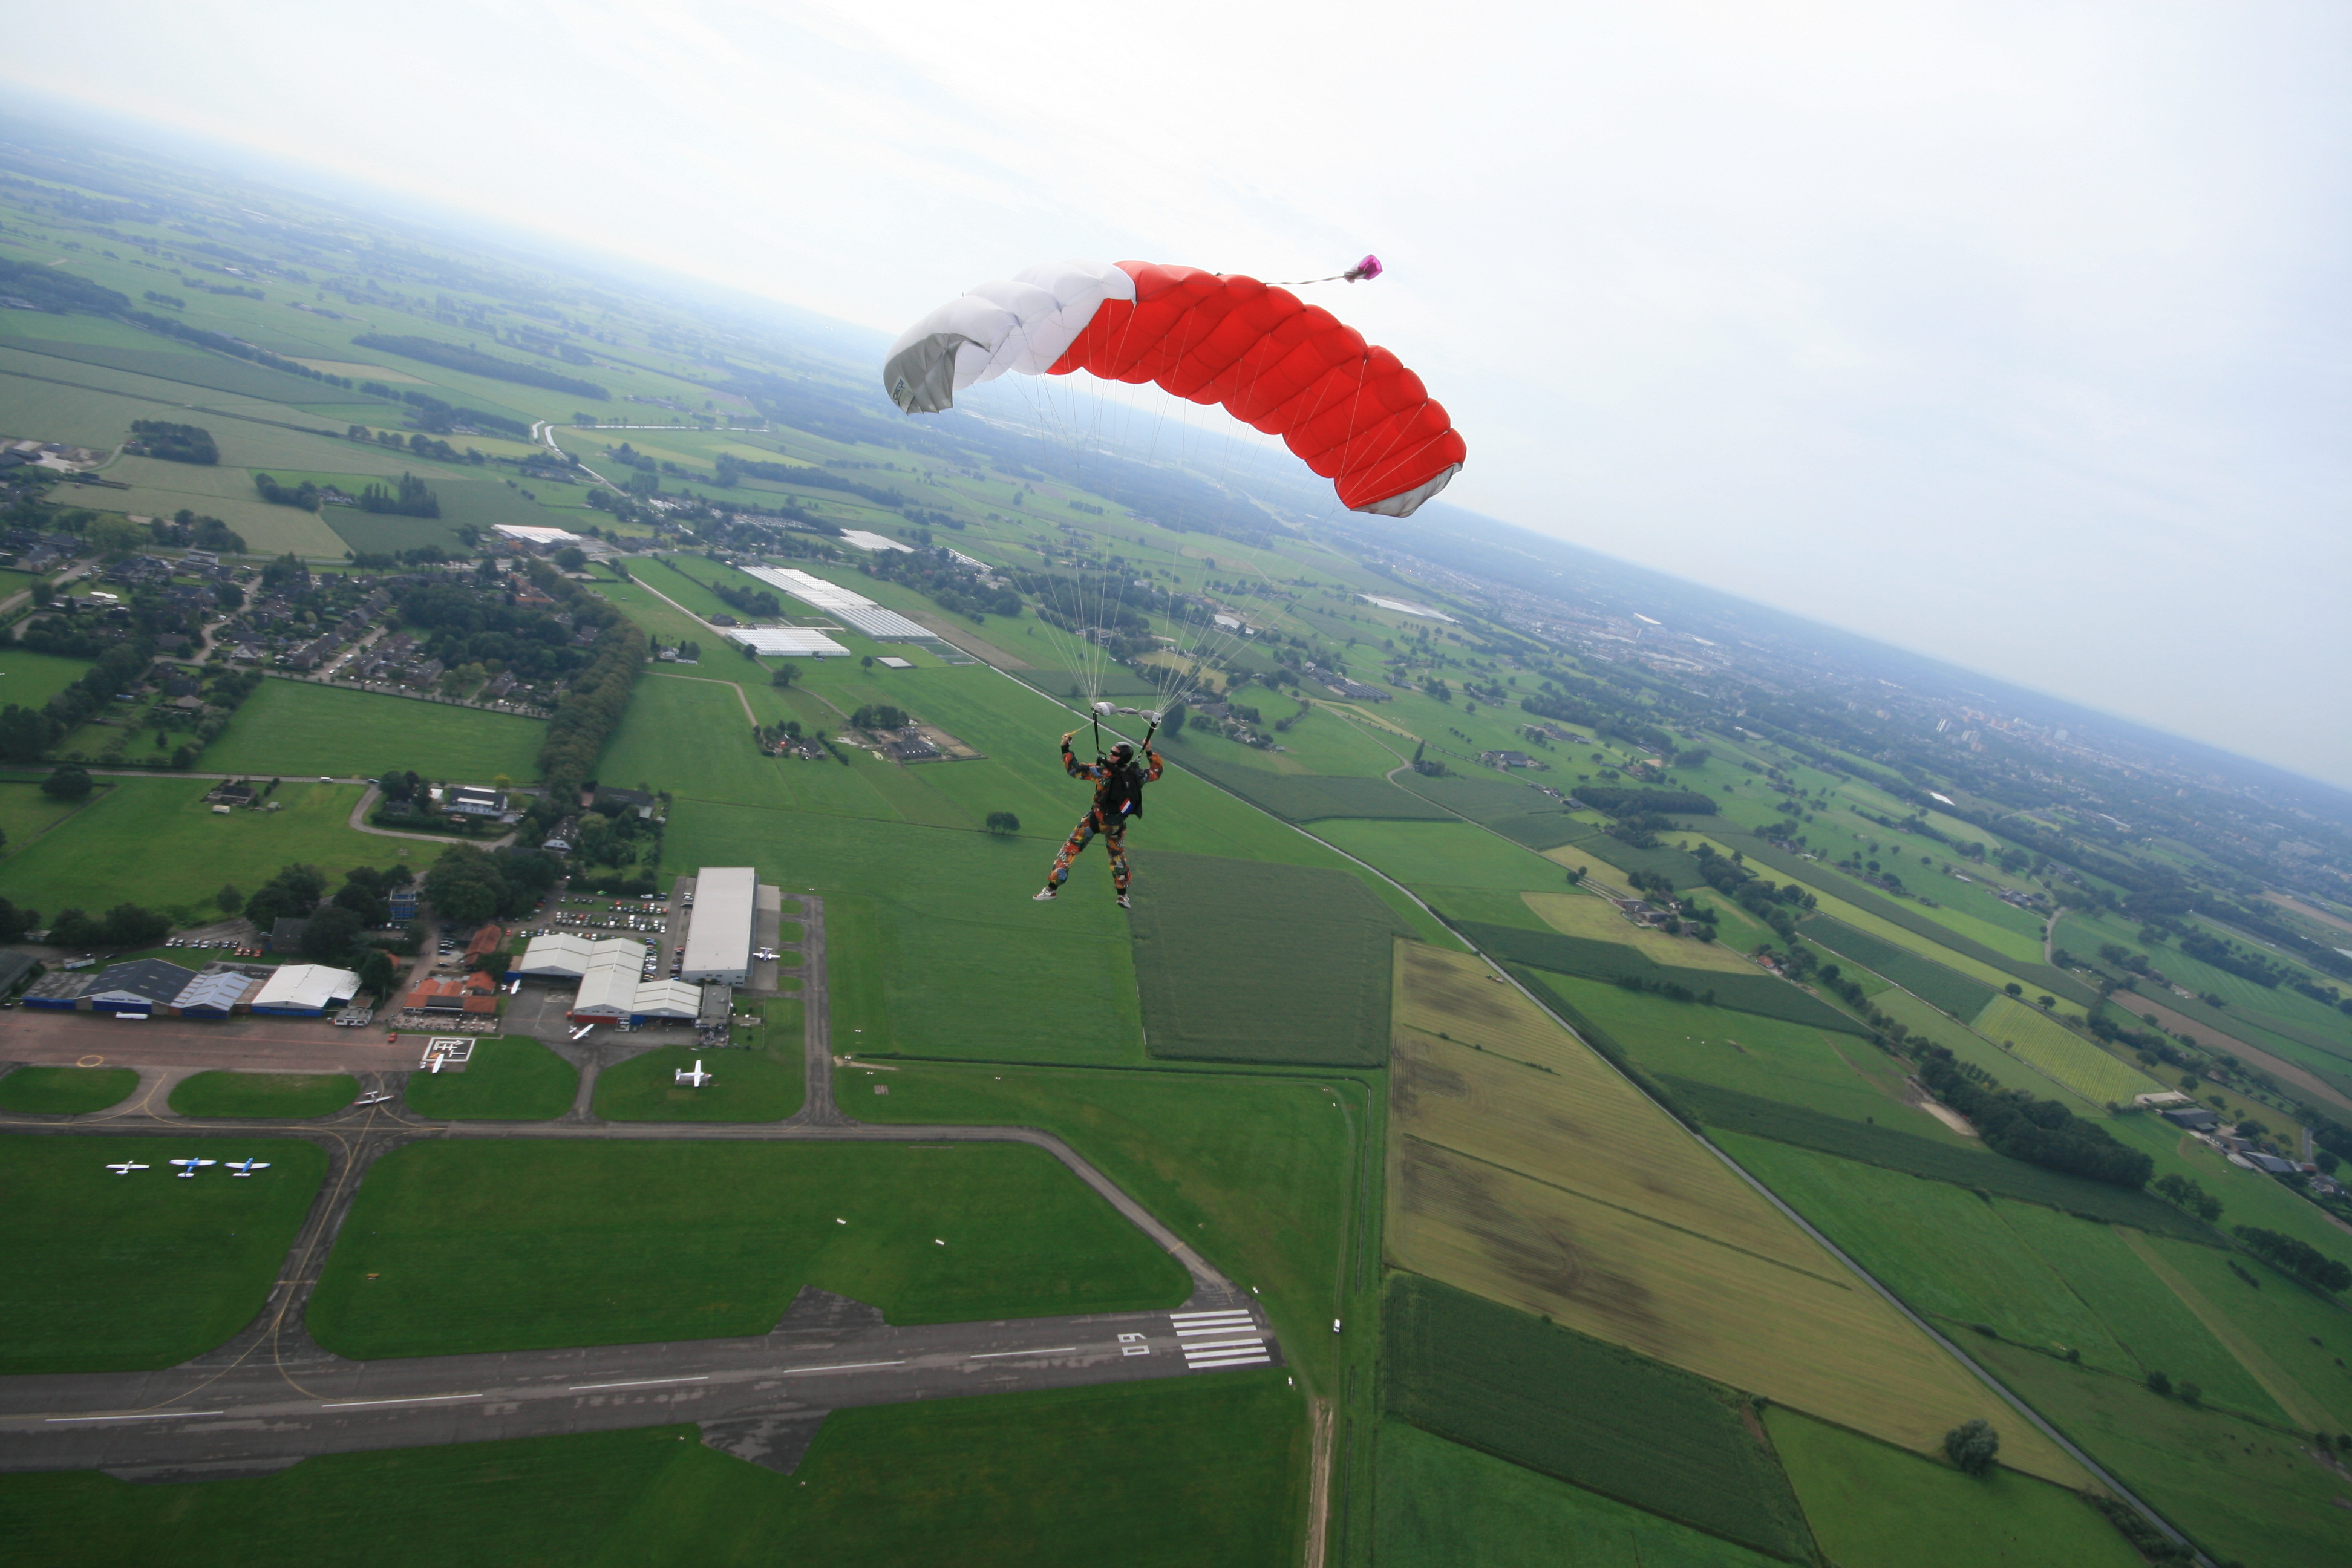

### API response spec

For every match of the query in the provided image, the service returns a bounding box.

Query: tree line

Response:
[353,334,609,400]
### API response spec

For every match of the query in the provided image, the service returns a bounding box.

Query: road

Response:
[0,895,1278,1477]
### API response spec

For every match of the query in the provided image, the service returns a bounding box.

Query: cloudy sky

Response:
[8,2,2347,785]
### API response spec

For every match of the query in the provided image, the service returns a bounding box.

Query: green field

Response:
[1169,745,1449,822]
[0,1377,1302,1567]
[1974,1338,2352,1568]
[0,779,91,858]
[1374,1420,1783,1567]
[169,1071,358,1119]
[1129,850,1403,1065]
[1763,1408,2140,1568]
[851,1060,1361,1391]
[592,1043,802,1122]
[402,1036,577,1120]
[306,1139,1191,1357]
[1469,920,1864,1033]
[0,1065,137,1114]
[0,777,429,920]
[1873,988,2103,1106]
[1973,995,2161,1105]
[203,679,546,783]
[0,646,96,711]
[1382,1275,1815,1560]
[0,1136,327,1372]
[1314,816,1575,890]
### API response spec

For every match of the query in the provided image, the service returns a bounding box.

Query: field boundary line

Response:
[2112,1226,2323,1430]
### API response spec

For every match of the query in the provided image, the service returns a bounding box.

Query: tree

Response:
[2146,1370,2172,1396]
[553,546,587,572]
[1942,1419,1999,1476]
[2004,982,2024,997]
[299,905,364,962]
[985,811,1021,835]
[771,663,801,688]
[0,705,53,763]
[354,948,399,1001]
[41,765,92,800]
[215,884,244,916]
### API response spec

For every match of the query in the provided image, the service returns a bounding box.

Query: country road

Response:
[0,895,1278,1477]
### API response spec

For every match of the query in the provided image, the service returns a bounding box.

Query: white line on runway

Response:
[1175,1324,1260,1336]
[1180,1338,1265,1353]
[1169,1309,1255,1321]
[779,1360,906,1375]
[1187,1353,1273,1368]
[968,1347,1079,1359]
[569,1376,712,1391]
[44,1411,224,1423]
[319,1394,484,1408]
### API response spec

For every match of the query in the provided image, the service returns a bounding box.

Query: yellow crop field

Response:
[1389,941,2085,1485]
[1520,890,1760,975]
[1973,996,2164,1105]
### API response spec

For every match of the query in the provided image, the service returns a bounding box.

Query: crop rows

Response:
[1462,920,1863,1033]
[1799,915,1997,1020]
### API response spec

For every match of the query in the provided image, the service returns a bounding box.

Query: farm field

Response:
[1373,1420,1783,1568]
[400,1036,577,1120]
[1972,995,2163,1105]
[1129,850,1403,1066]
[168,1071,359,1119]
[1762,1408,2141,1568]
[1383,943,2081,1480]
[2122,1231,2352,1432]
[1973,1338,2352,1568]
[305,1139,1192,1357]
[1873,988,2101,1106]
[0,777,426,918]
[0,1065,137,1114]
[592,1042,802,1122]
[0,1136,327,1372]
[850,1059,1361,1392]
[203,679,547,783]
[0,1378,1302,1568]
[1800,915,1999,1019]
[1313,816,1573,890]
[1521,888,1760,972]
[1382,1275,1812,1558]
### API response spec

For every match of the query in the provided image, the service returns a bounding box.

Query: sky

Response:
[5,1,2347,786]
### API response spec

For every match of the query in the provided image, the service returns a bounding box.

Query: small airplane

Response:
[675,1059,713,1088]
[354,1091,394,1108]
[169,1157,217,1179]
[105,1161,149,1176]
[226,1157,271,1178]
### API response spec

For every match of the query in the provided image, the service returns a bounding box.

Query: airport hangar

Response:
[679,867,757,987]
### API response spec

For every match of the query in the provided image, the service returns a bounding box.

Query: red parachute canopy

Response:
[883,259,1464,517]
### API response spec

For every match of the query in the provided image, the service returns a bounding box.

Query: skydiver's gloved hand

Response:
[1061,731,1076,752]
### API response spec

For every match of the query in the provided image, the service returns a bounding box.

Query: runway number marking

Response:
[1118,1333,1149,1357]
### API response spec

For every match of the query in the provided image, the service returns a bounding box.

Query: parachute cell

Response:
[883,259,1463,517]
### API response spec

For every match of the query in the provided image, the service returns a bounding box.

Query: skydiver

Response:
[1035,730,1163,909]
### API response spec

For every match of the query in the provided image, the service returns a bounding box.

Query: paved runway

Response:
[0,894,1283,1477]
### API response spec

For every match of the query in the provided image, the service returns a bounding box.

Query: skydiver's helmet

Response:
[1110,742,1135,763]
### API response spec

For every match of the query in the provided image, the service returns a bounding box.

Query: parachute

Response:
[884,260,1465,518]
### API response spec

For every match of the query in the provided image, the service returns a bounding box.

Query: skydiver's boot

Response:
[1033,886,1058,901]
[1116,892,1131,910]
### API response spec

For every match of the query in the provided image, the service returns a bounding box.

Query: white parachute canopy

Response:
[884,259,1137,415]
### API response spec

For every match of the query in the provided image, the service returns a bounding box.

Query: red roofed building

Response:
[405,972,499,1014]
[463,923,508,963]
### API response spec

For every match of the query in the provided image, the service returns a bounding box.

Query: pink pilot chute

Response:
[883,258,1463,517]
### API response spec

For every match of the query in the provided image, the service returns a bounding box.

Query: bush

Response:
[40,766,92,800]
[984,811,1021,835]
[1942,1419,1999,1476]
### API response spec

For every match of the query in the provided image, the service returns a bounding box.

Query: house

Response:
[1481,750,1538,769]
[405,973,498,1014]
[387,887,419,921]
[445,785,507,817]
[2161,1106,2220,1133]
[267,917,310,953]
[2244,1151,2299,1177]
[462,923,507,964]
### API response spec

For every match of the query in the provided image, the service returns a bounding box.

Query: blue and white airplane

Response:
[104,1161,149,1176]
[226,1157,271,1178]
[169,1157,217,1179]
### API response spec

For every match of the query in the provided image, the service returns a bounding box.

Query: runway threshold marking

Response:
[44,1410,224,1423]
[779,1360,905,1375]
[968,1347,1079,1359]
[319,1394,484,1408]
[570,1376,711,1391]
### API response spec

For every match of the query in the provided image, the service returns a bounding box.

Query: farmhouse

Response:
[442,785,508,818]
[2161,1105,2220,1132]
[679,866,756,985]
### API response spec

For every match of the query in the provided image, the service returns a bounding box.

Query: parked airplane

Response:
[226,1158,271,1178]
[104,1161,149,1176]
[169,1158,217,1178]
[675,1060,713,1088]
